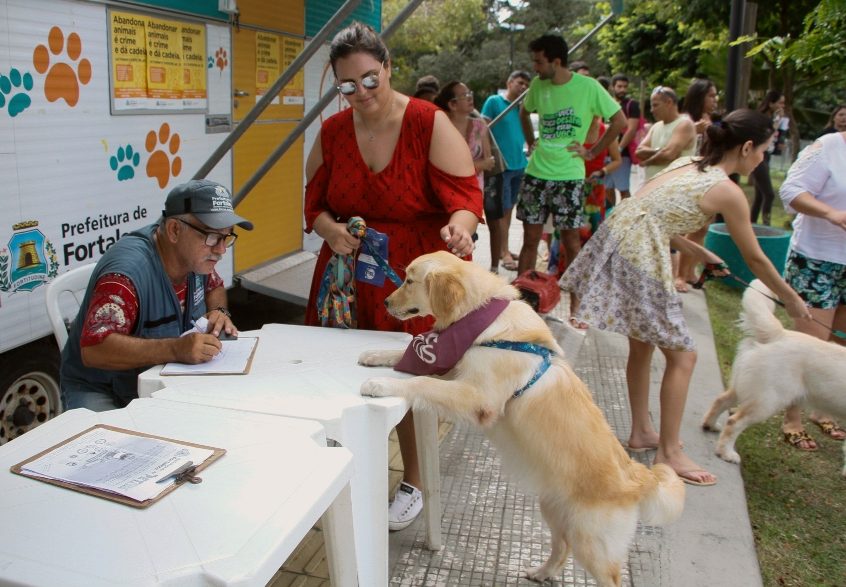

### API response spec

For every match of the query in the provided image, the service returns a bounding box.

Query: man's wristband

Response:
[214,306,231,318]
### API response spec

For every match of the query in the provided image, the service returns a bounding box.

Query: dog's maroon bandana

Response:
[394,298,510,376]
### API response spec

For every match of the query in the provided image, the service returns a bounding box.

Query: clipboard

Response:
[160,336,259,376]
[10,425,225,508]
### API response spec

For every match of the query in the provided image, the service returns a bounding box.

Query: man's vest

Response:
[61,224,208,406]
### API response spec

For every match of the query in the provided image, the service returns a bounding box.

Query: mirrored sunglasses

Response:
[337,62,383,96]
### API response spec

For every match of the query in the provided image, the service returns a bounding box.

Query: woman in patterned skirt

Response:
[560,110,811,486]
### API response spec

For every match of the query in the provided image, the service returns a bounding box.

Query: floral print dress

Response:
[559,157,726,350]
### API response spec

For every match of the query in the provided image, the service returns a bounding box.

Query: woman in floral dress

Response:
[560,110,811,486]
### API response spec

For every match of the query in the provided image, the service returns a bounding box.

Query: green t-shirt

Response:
[523,73,621,180]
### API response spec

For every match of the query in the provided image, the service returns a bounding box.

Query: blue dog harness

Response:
[480,341,553,398]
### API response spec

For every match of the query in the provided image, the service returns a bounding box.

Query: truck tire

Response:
[0,343,62,444]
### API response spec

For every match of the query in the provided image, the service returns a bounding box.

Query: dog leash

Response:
[694,262,846,340]
[480,341,552,398]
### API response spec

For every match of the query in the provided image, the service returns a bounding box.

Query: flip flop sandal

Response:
[676,469,717,487]
[813,420,846,440]
[782,430,818,451]
[501,258,518,271]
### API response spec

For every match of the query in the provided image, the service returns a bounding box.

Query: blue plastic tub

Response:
[703,223,791,288]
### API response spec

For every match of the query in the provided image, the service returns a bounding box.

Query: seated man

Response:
[61,179,253,411]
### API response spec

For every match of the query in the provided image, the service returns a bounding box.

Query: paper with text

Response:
[161,336,258,375]
[21,428,214,502]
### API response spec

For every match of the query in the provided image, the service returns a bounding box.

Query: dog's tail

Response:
[739,279,784,344]
[639,464,685,526]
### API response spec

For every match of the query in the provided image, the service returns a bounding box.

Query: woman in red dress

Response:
[304,22,483,530]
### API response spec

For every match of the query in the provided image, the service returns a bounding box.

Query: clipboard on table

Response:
[10,425,225,508]
[160,336,259,376]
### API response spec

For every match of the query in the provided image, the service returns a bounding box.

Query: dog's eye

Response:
[405,279,413,285]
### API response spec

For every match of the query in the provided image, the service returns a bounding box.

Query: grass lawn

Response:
[703,174,846,587]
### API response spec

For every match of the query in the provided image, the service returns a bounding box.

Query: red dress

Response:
[304,98,483,334]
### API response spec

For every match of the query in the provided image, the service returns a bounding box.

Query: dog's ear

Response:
[426,269,466,322]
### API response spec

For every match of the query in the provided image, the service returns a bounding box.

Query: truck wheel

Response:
[0,344,62,444]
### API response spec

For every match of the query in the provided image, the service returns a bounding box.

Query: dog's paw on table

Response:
[360,378,398,397]
[358,349,400,367]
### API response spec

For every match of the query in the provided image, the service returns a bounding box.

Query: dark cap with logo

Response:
[162,179,253,230]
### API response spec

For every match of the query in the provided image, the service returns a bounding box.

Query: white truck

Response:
[0,0,380,442]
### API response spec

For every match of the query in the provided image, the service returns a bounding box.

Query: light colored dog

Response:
[702,279,846,476]
[358,251,685,586]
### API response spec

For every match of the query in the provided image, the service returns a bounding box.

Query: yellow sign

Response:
[281,36,304,105]
[181,23,207,108]
[255,33,279,102]
[111,11,147,106]
[109,9,208,112]
[145,16,182,107]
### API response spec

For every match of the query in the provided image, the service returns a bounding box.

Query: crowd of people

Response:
[58,21,844,531]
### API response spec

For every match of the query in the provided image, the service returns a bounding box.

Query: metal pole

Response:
[488,13,615,131]
[193,0,363,180]
[232,0,426,205]
[725,0,746,112]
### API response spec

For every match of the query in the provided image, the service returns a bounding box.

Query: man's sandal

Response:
[782,430,818,451]
[812,419,846,441]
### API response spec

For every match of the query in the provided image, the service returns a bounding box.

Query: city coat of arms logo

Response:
[0,221,60,293]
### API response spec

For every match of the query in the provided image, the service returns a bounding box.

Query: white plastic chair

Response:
[45,263,96,350]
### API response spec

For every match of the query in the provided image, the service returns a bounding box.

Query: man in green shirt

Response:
[517,34,626,319]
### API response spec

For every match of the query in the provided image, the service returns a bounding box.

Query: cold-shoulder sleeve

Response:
[427,161,484,220]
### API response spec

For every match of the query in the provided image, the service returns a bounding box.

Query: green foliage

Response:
[384,0,490,93]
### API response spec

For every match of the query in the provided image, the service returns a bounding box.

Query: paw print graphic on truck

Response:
[32,26,92,107]
[0,68,34,117]
[110,144,140,181]
[145,123,182,189]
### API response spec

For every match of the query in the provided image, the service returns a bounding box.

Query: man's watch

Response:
[214,306,231,318]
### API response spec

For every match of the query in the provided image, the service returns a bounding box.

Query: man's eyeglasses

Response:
[336,62,383,96]
[451,91,474,102]
[176,218,238,248]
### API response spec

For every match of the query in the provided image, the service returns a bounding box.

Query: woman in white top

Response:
[779,130,846,449]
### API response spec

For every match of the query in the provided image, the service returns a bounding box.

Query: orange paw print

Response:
[33,26,92,107]
[215,48,228,72]
[145,123,182,189]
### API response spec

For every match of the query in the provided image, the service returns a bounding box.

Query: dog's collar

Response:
[480,341,552,398]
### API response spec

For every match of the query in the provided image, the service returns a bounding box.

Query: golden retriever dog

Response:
[702,280,846,476]
[358,251,685,586]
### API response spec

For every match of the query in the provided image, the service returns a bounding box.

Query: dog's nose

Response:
[384,299,389,308]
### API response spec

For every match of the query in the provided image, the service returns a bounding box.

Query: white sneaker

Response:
[388,482,423,531]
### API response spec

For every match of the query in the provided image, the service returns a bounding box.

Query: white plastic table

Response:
[137,323,443,587]
[0,398,356,587]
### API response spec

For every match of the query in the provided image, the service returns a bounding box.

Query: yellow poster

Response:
[255,33,280,103]
[145,16,182,108]
[110,11,148,110]
[281,36,305,105]
[180,23,207,109]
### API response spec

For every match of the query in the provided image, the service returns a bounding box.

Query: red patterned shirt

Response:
[80,270,223,346]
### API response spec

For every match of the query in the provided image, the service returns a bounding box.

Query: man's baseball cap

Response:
[162,179,254,230]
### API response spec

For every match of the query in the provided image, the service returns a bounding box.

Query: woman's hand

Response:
[440,223,475,257]
[325,221,361,255]
[479,155,496,172]
[783,290,812,321]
